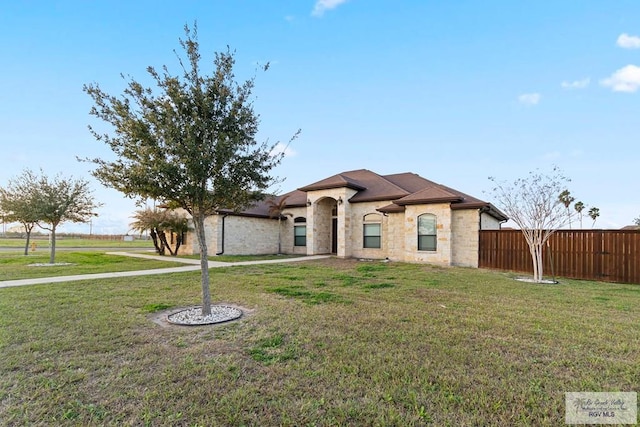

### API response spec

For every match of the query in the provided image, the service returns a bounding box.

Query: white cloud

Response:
[600,64,640,92]
[270,142,297,158]
[617,33,640,49]
[518,93,541,105]
[561,78,590,90]
[312,0,348,17]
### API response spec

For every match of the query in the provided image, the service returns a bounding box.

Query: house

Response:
[178,169,508,267]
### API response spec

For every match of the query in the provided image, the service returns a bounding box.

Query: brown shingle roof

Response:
[222,169,508,221]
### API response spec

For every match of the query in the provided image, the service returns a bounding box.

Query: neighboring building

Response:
[178,169,508,267]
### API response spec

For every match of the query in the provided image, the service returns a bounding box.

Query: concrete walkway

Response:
[0,252,331,289]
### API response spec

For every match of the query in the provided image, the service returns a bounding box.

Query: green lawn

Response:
[0,259,638,426]
[0,236,153,248]
[0,252,182,281]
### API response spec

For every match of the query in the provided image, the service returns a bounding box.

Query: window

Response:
[418,214,437,251]
[294,217,306,247]
[363,213,381,249]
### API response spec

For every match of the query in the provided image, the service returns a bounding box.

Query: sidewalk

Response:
[0,253,331,289]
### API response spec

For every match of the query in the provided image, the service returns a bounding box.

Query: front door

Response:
[331,218,338,254]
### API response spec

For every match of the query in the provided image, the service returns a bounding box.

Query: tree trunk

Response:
[174,234,183,255]
[149,229,162,254]
[158,230,175,256]
[535,244,544,282]
[49,227,57,264]
[23,224,32,256]
[193,210,211,316]
[277,217,282,254]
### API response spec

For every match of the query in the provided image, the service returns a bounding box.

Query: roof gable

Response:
[393,186,462,205]
[299,169,410,202]
[220,169,507,222]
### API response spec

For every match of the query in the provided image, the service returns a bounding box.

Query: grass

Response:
[0,258,638,426]
[0,236,153,248]
[0,252,181,281]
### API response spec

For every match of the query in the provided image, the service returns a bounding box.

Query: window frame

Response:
[362,213,382,249]
[417,214,437,251]
[293,217,306,247]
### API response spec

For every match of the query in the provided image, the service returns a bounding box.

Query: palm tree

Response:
[267,194,291,255]
[129,208,168,255]
[588,207,600,228]
[558,190,575,228]
[574,201,585,228]
[160,212,191,256]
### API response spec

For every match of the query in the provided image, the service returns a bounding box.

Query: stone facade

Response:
[176,170,507,267]
[178,214,280,256]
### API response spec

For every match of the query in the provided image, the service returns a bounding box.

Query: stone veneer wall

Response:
[176,199,501,265]
[451,209,479,267]
[402,203,453,265]
[220,215,279,255]
[347,201,391,260]
[177,213,279,255]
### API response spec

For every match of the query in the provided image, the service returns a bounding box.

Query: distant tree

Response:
[489,167,575,283]
[129,208,168,255]
[588,207,600,228]
[634,216,640,229]
[0,169,41,255]
[574,201,585,229]
[267,194,291,255]
[84,24,298,316]
[160,211,191,256]
[32,170,100,264]
[558,190,575,228]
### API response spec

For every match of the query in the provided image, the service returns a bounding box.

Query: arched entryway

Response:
[310,197,339,255]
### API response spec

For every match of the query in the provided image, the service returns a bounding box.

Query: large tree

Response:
[33,170,100,264]
[489,167,576,283]
[84,24,298,316]
[0,169,41,255]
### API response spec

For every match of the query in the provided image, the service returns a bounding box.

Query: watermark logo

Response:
[566,392,637,424]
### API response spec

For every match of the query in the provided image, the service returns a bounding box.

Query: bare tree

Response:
[489,167,575,283]
[634,216,640,229]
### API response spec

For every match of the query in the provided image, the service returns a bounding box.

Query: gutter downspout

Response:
[216,214,229,256]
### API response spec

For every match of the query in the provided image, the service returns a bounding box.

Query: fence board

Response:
[479,229,640,284]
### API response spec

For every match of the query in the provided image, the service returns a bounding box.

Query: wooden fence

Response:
[479,229,640,284]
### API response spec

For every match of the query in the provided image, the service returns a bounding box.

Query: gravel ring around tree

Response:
[167,305,243,326]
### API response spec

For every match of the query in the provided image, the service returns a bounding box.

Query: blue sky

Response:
[1,0,639,233]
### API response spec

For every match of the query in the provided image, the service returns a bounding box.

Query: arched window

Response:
[418,214,437,251]
[294,217,306,247]
[363,213,382,249]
